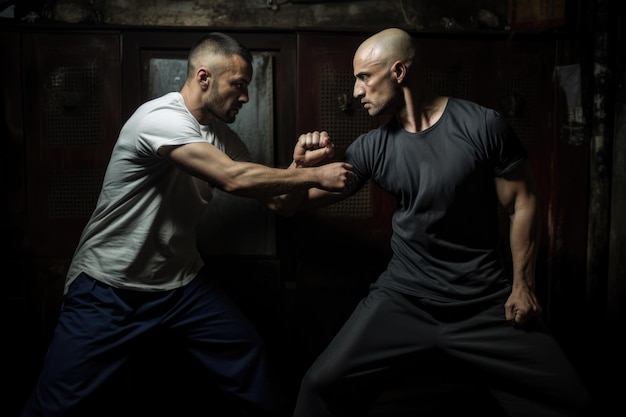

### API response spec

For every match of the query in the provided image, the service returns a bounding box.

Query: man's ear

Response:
[198,68,210,87]
[392,61,407,84]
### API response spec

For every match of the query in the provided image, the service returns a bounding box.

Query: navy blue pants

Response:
[20,270,284,417]
[293,285,592,417]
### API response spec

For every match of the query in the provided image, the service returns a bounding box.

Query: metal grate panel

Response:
[501,68,533,149]
[45,64,103,147]
[424,67,471,99]
[47,170,103,218]
[319,64,373,218]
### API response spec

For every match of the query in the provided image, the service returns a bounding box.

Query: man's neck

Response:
[398,91,447,133]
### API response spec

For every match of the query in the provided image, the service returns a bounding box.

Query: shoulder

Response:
[446,97,490,118]
[138,92,186,112]
[125,93,203,153]
[135,93,194,129]
[445,97,511,132]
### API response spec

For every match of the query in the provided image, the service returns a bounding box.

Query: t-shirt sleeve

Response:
[136,106,205,156]
[485,109,528,176]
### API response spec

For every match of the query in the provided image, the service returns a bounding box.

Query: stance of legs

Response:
[293,285,591,417]
[20,270,284,417]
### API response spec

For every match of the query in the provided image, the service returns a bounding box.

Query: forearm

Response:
[219,161,319,198]
[265,162,346,216]
[167,140,351,209]
[508,198,539,291]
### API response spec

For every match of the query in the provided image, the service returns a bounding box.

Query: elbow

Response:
[218,176,251,196]
[266,197,300,217]
[271,205,298,217]
[219,182,239,194]
[265,191,308,217]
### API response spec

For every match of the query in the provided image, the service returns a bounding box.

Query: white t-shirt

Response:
[65,92,251,293]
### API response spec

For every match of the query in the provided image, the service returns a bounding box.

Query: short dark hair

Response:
[187,32,253,78]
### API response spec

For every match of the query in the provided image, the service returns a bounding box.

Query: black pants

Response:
[293,285,591,417]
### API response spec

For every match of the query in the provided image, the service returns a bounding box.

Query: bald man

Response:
[290,28,591,416]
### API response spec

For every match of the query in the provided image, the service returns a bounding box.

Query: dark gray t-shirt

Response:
[345,97,527,302]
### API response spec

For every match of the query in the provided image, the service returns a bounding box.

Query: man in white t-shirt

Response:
[20,32,353,417]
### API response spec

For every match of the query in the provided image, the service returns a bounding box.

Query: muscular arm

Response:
[266,131,361,216]
[159,141,353,200]
[496,161,542,325]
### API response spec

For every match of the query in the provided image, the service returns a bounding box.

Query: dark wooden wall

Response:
[1,0,623,412]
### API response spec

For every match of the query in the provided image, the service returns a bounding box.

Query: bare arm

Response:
[267,131,361,216]
[496,161,542,326]
[159,141,354,199]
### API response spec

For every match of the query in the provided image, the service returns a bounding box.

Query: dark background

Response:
[1,0,623,415]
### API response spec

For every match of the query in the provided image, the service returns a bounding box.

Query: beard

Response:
[206,82,237,124]
[372,92,403,117]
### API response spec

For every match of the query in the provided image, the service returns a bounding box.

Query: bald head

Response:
[355,28,418,71]
[352,28,425,118]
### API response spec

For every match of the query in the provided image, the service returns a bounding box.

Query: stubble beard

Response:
[206,83,236,124]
